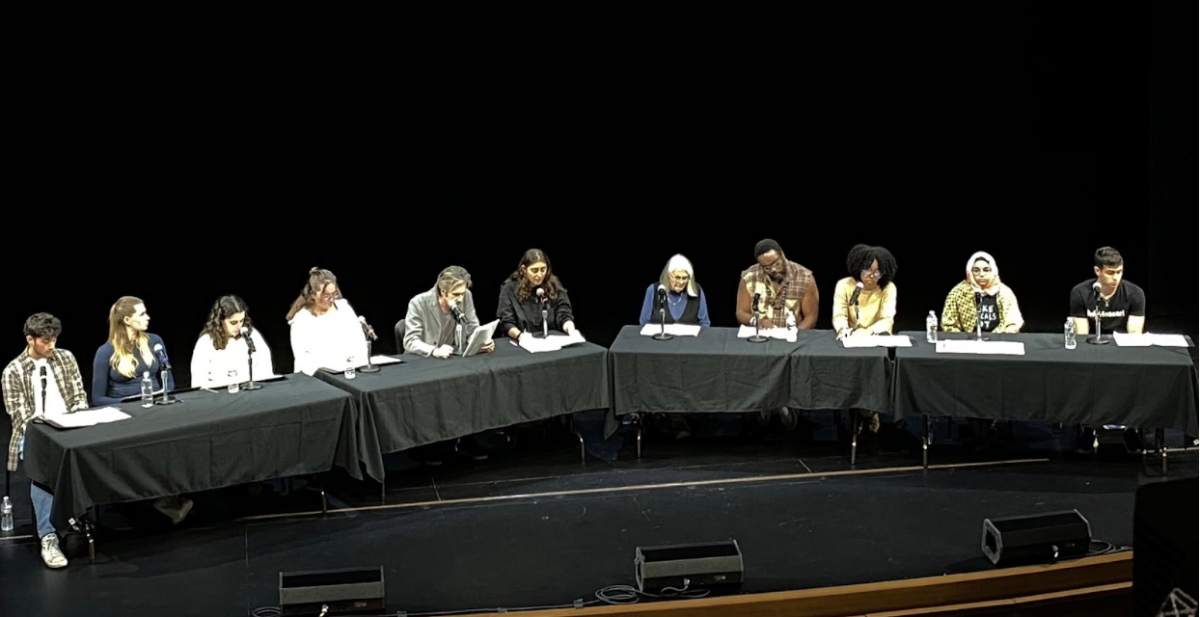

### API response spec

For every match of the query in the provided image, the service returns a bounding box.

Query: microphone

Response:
[358,316,378,341]
[1091,281,1102,298]
[849,281,864,306]
[656,284,668,307]
[536,287,548,305]
[152,343,170,367]
[40,366,47,412]
[752,291,761,312]
[447,300,467,325]
[240,326,257,352]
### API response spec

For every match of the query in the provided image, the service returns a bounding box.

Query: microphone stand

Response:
[1087,291,1109,345]
[540,302,549,339]
[748,295,768,343]
[243,336,262,390]
[973,294,987,342]
[360,329,381,373]
[653,291,673,341]
[154,360,177,405]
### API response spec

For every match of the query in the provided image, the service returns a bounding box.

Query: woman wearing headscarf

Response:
[940,251,1023,334]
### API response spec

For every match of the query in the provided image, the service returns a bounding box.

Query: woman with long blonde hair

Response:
[91,296,173,405]
[91,296,191,523]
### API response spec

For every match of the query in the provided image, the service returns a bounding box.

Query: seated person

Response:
[736,239,818,330]
[498,248,584,341]
[1069,246,1147,453]
[287,268,368,375]
[403,266,494,358]
[639,253,710,327]
[3,313,90,568]
[93,297,190,523]
[191,295,275,387]
[940,251,1023,334]
[831,244,899,435]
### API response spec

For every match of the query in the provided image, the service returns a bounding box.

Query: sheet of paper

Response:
[736,325,796,342]
[463,320,500,356]
[40,407,132,429]
[518,331,586,353]
[639,323,702,337]
[840,334,913,348]
[368,355,404,365]
[1113,332,1190,347]
[935,339,1025,356]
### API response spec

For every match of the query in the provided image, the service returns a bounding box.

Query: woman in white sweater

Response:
[191,295,275,388]
[286,267,368,375]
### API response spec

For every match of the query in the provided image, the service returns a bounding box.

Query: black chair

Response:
[393,319,406,355]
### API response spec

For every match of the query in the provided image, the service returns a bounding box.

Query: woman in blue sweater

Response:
[92,296,174,405]
[91,296,189,523]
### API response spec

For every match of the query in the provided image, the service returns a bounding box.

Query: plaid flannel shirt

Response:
[4,348,90,471]
[741,260,812,323]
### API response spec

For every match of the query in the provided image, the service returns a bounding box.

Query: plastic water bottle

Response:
[141,371,154,407]
[1064,318,1077,349]
[344,356,356,380]
[1,496,13,532]
[926,311,938,343]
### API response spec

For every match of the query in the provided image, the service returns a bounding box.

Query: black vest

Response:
[652,284,703,325]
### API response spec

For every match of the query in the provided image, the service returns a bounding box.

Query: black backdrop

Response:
[9,5,1195,392]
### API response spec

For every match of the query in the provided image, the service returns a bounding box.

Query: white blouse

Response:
[288,298,369,375]
[190,330,276,388]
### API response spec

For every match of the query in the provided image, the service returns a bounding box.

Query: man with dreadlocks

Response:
[736,239,819,331]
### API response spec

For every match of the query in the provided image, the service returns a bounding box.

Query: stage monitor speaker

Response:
[981,509,1091,566]
[279,566,385,616]
[1133,478,1197,617]
[635,540,744,594]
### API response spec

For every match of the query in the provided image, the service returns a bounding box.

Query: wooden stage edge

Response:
[452,551,1133,617]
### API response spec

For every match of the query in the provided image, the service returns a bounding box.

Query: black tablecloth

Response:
[23,374,356,530]
[894,331,1198,434]
[609,326,796,418]
[788,331,893,414]
[315,341,609,482]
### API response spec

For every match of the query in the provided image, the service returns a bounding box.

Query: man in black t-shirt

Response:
[1070,247,1146,335]
[1070,247,1147,453]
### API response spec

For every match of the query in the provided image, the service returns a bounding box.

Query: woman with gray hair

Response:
[638,254,711,327]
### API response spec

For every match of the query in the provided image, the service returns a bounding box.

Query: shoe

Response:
[868,413,881,434]
[154,496,193,525]
[41,534,68,569]
[1073,426,1096,454]
[779,407,798,431]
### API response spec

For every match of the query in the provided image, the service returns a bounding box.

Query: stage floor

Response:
[2,416,1195,616]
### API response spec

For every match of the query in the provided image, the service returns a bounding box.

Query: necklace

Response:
[668,293,685,307]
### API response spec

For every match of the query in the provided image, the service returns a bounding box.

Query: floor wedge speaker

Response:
[280,566,385,616]
[635,540,744,594]
[982,509,1091,566]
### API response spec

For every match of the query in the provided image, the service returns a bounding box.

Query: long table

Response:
[607,326,892,436]
[893,332,1198,435]
[314,340,609,483]
[23,374,357,531]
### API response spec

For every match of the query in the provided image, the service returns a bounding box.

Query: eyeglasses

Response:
[670,274,691,283]
[971,267,993,274]
[860,269,881,278]
[318,291,341,301]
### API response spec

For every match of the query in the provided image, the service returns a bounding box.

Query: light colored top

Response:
[288,298,369,375]
[190,330,275,387]
[831,277,897,335]
[31,357,69,418]
[404,287,481,356]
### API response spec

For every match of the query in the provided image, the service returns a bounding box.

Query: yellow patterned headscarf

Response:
[966,251,1001,296]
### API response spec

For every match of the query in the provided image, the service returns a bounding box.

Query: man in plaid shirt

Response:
[3,313,90,568]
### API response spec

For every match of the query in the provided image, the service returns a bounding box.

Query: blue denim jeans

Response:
[18,437,55,538]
